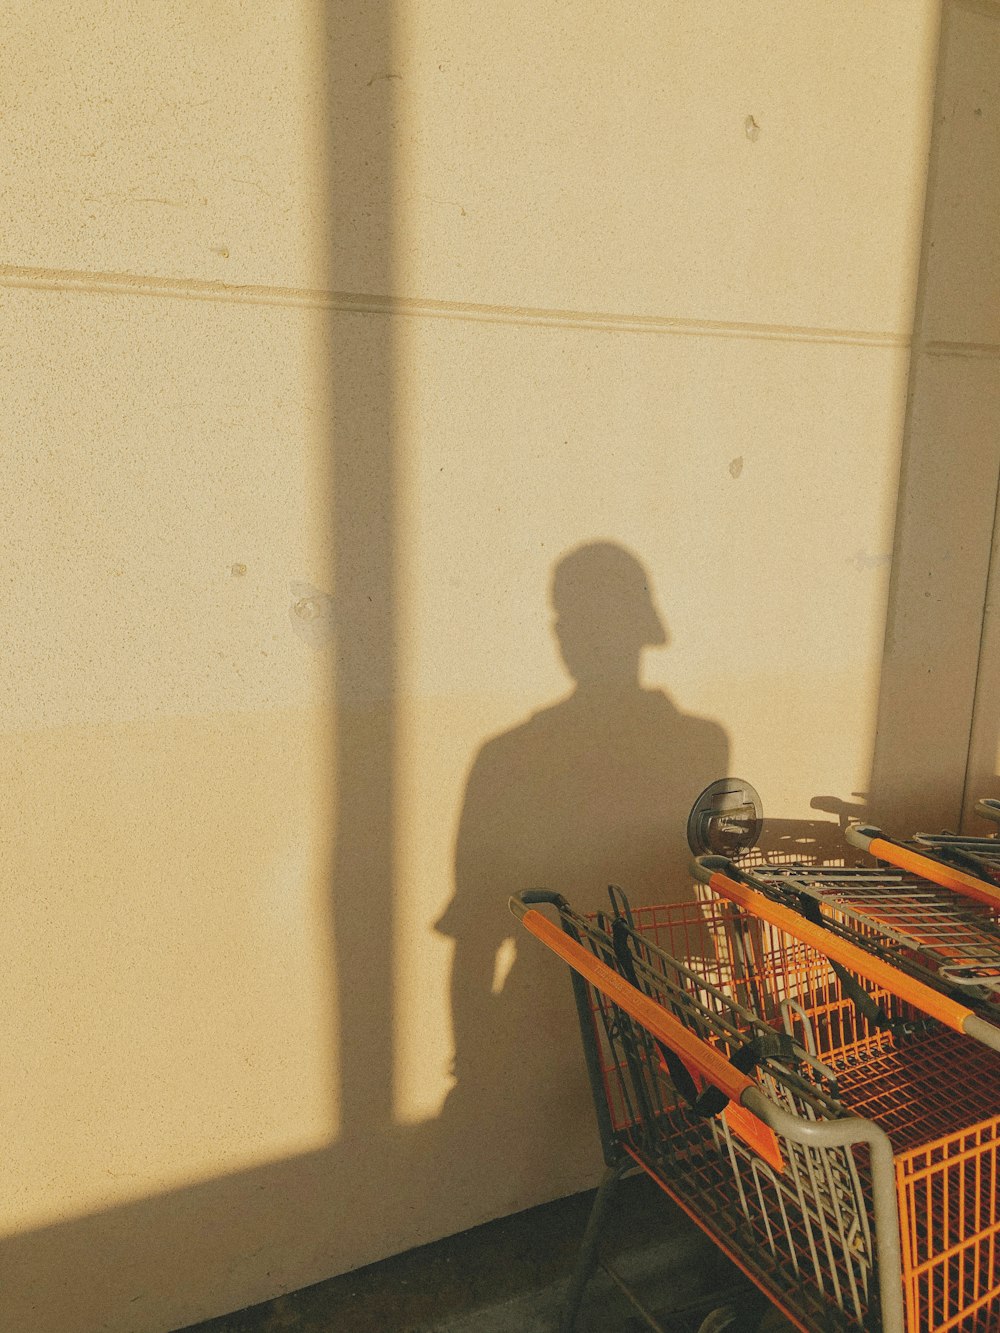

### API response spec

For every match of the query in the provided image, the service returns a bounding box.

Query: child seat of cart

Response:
[598,885,813,1175]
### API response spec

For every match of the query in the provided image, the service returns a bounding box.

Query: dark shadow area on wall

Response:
[429,543,858,1228]
[868,0,1000,834]
[325,8,398,1141]
[436,542,730,1168]
[754,813,858,866]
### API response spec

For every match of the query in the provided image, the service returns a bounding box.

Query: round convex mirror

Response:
[686,778,763,859]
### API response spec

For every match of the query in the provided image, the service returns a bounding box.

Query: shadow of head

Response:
[552,541,668,686]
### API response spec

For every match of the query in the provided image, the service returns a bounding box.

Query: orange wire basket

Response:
[698,856,1000,1047]
[512,884,1000,1333]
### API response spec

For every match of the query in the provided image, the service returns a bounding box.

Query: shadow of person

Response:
[435,542,729,1212]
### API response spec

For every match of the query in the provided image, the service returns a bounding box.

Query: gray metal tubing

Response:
[560,1159,631,1333]
[964,1013,1000,1053]
[975,798,1000,825]
[845,825,881,852]
[568,959,620,1165]
[741,1087,905,1333]
[690,854,739,884]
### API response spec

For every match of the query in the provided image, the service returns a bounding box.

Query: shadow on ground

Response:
[175,1175,793,1333]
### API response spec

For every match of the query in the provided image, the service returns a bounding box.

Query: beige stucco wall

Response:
[871,0,1000,833]
[934,1,1000,831]
[0,4,956,1331]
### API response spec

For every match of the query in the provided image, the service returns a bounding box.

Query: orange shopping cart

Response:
[847,809,1000,896]
[846,799,1000,893]
[694,853,1000,1033]
[511,878,1000,1332]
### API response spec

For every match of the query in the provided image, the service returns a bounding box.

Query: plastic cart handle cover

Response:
[691,857,1000,1051]
[509,894,757,1107]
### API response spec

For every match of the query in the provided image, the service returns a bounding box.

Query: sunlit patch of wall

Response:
[0,0,342,1281]
[870,0,1000,833]
[952,0,1000,826]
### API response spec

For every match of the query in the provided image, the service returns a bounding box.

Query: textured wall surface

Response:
[870,0,1000,832]
[0,3,961,1331]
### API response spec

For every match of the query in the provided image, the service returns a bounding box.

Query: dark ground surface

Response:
[174,1173,794,1333]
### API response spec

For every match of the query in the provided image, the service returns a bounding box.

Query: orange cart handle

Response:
[510,899,756,1107]
[847,824,1000,910]
[693,859,983,1035]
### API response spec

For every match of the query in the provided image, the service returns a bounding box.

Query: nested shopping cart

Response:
[511,881,1000,1332]
[853,794,1000,890]
[696,847,1000,1019]
[846,809,1000,897]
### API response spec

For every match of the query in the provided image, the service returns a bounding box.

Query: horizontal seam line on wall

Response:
[922,340,1000,361]
[0,262,915,348]
[340,294,910,347]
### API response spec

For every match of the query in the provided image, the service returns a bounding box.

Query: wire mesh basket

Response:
[512,883,1000,1333]
[700,855,1000,1022]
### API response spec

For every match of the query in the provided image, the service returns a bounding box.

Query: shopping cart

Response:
[692,853,1000,1026]
[846,816,1000,898]
[511,884,1000,1332]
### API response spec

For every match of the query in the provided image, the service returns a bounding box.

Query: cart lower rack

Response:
[511,887,1000,1332]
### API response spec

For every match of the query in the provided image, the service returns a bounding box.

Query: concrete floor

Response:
[175,1174,794,1333]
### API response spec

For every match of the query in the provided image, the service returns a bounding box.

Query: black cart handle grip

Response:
[691,854,739,885]
[509,888,569,917]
